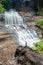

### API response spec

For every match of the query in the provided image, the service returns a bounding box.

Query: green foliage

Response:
[35,19,43,30]
[37,9,43,15]
[0,4,5,13]
[24,0,31,2]
[0,0,13,10]
[34,39,43,55]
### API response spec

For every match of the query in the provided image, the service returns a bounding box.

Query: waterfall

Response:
[4,10,40,48]
[4,10,26,28]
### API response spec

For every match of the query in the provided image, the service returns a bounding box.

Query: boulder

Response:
[15,46,43,65]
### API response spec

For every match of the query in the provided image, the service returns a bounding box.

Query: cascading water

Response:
[4,10,40,48]
[4,10,26,28]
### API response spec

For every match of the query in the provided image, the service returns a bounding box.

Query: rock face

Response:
[0,21,18,65]
[0,14,4,21]
[14,46,43,65]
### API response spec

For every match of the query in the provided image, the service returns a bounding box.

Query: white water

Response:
[4,10,26,28]
[4,10,40,48]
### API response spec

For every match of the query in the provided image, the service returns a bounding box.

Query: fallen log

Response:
[15,46,43,65]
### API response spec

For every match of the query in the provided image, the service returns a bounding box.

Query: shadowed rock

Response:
[15,46,43,65]
[0,14,4,21]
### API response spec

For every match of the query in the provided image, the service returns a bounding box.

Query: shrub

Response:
[37,9,43,15]
[35,19,43,30]
[0,4,5,14]
[34,39,43,55]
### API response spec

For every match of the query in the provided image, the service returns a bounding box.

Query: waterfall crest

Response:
[4,10,26,28]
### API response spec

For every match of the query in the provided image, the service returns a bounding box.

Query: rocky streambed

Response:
[1,46,43,65]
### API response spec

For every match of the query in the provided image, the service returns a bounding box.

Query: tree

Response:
[0,0,13,10]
